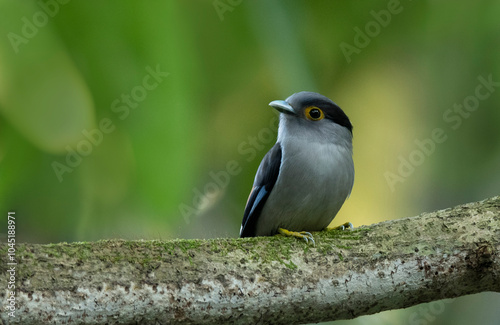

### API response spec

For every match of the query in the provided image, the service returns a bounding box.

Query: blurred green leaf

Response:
[0,0,94,154]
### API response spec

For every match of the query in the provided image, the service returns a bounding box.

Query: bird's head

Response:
[269,91,353,145]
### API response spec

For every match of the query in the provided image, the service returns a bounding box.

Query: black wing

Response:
[240,142,282,237]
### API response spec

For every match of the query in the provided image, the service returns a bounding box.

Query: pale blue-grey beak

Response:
[269,100,295,115]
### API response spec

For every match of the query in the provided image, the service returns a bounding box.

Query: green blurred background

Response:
[0,0,499,324]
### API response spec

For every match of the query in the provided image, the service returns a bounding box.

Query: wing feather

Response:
[239,143,282,237]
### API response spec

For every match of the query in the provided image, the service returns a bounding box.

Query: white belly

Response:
[255,140,354,236]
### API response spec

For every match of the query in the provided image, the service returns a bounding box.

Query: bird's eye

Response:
[305,106,324,121]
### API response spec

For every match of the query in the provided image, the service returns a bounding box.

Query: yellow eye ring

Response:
[304,106,324,121]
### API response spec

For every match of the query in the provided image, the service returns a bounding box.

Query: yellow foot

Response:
[277,228,315,246]
[332,222,354,231]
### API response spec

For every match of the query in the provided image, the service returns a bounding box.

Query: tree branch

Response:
[1,196,499,325]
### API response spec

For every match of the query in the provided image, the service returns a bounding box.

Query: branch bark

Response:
[1,196,499,325]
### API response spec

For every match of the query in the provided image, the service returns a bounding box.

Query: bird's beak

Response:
[269,100,295,116]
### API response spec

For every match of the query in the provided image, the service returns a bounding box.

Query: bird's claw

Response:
[333,222,354,231]
[298,231,315,246]
[278,228,316,246]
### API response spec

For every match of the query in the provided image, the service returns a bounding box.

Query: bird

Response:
[239,91,354,245]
